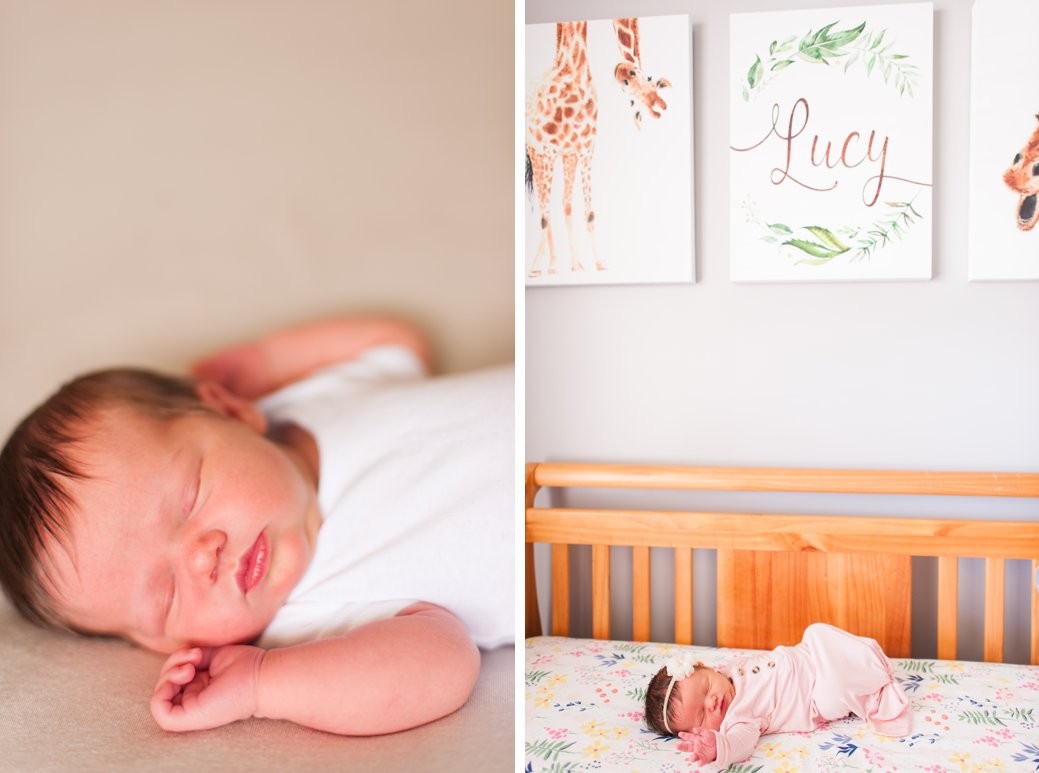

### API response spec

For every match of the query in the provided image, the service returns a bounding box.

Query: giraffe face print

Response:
[1003,115,1039,231]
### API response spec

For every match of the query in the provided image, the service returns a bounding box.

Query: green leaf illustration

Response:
[741,21,914,98]
[525,739,577,761]
[783,238,846,260]
[811,21,838,45]
[900,660,936,673]
[745,197,925,265]
[748,55,762,88]
[804,225,849,251]
[829,21,866,47]
[1006,708,1036,723]
[526,670,551,685]
[957,710,1007,727]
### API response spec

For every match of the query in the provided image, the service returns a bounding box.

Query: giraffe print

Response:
[1003,114,1039,231]
[525,22,599,277]
[525,18,673,278]
[612,17,672,129]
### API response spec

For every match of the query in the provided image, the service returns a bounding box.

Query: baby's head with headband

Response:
[645,652,734,737]
[644,652,701,736]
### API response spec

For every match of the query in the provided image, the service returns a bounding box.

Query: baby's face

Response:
[670,666,735,733]
[44,403,321,653]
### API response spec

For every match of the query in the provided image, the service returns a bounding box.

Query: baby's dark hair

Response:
[645,665,678,736]
[0,368,209,629]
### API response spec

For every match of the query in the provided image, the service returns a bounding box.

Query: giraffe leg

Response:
[526,148,558,277]
[561,154,584,272]
[579,152,605,271]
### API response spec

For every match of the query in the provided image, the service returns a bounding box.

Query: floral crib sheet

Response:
[525,636,1039,773]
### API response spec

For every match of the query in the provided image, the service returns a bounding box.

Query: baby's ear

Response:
[195,381,268,434]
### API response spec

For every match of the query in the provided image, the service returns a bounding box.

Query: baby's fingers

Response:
[155,649,199,685]
[159,647,203,673]
[162,661,198,689]
[675,730,703,756]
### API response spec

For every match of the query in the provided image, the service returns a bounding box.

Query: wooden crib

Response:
[525,461,1039,663]
[524,462,1039,772]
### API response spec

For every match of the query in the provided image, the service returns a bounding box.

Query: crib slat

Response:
[525,467,544,638]
[937,556,958,660]
[983,558,1005,663]
[633,546,651,642]
[592,545,611,639]
[526,543,543,637]
[551,544,570,636]
[674,547,693,645]
[1032,560,1039,666]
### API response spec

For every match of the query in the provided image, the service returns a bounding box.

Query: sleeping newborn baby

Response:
[645,623,911,766]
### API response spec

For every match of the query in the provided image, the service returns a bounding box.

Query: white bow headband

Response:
[660,653,699,735]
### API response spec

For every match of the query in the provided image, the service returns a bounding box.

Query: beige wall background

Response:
[0,0,514,439]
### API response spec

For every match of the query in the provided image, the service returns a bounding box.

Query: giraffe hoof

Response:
[527,270,542,278]
[596,262,608,271]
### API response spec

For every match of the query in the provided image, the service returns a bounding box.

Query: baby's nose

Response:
[186,528,227,581]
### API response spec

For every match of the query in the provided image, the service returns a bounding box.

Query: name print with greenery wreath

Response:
[734,20,929,267]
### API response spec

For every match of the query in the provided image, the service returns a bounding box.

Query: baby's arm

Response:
[191,315,431,399]
[151,603,479,735]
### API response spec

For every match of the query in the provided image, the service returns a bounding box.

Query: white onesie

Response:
[255,346,514,650]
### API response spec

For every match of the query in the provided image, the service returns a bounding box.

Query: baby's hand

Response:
[151,645,264,732]
[677,728,718,763]
[191,344,268,399]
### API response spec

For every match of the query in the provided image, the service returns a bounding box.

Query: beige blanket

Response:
[0,599,513,771]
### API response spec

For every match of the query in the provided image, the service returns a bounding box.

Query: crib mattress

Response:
[525,635,1039,772]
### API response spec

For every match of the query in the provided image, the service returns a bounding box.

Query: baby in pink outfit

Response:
[644,623,912,766]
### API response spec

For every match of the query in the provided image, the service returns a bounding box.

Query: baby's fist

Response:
[151,645,265,732]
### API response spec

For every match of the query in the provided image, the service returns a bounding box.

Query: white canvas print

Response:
[730,3,933,282]
[968,0,1039,281]
[524,15,693,286]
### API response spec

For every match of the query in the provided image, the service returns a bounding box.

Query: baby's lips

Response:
[236,532,269,595]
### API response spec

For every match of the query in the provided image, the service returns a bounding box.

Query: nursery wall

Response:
[524,0,1039,663]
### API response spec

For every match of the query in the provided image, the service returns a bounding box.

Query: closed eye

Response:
[183,459,202,517]
[162,579,175,629]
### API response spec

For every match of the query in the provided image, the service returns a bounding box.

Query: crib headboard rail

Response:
[525,462,1039,665]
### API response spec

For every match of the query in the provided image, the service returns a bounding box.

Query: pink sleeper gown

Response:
[710,623,912,767]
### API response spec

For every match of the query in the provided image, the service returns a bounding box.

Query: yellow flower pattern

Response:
[582,739,609,759]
